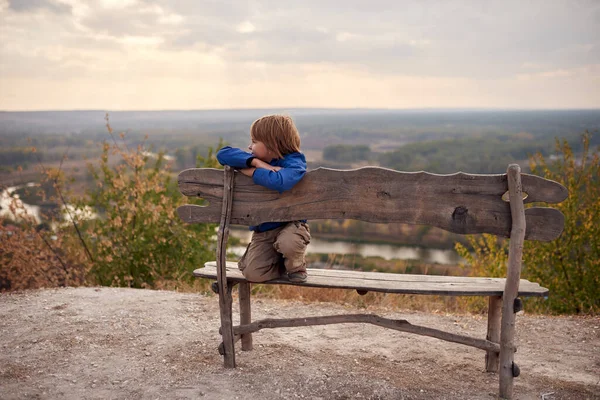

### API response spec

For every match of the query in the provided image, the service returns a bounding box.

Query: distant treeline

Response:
[323,145,371,164]
[323,130,599,174]
[2,109,599,173]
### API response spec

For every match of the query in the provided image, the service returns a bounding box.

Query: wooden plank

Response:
[177,167,566,242]
[203,261,523,284]
[194,265,548,297]
[179,203,564,242]
[216,166,235,368]
[178,167,568,204]
[232,314,500,353]
[499,164,527,399]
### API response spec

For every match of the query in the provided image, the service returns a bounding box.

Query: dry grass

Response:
[262,284,464,313]
[160,277,473,314]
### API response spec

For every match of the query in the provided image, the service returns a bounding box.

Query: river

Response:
[0,184,96,228]
[2,184,462,265]
[0,183,43,224]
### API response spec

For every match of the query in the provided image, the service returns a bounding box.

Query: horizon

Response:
[2,107,600,113]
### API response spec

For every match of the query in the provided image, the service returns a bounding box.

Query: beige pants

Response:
[238,221,311,282]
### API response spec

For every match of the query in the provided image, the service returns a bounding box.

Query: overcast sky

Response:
[0,0,599,110]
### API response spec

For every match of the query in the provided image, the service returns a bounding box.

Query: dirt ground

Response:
[1,287,598,400]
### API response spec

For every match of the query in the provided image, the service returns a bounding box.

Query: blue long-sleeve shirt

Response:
[216,146,307,232]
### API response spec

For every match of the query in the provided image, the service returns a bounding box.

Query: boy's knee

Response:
[240,260,282,283]
[242,268,281,283]
[274,238,306,260]
[274,223,310,257]
[241,268,267,283]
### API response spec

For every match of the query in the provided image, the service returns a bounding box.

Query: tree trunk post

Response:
[217,166,236,368]
[486,295,502,372]
[239,282,253,351]
[499,164,526,399]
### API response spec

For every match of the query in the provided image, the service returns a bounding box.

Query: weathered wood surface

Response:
[196,262,549,297]
[232,314,500,352]
[178,167,567,241]
[486,295,502,373]
[500,164,527,399]
[216,166,235,368]
[238,282,253,351]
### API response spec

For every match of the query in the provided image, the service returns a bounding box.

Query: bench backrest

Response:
[178,166,567,242]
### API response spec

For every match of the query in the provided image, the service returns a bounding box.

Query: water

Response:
[0,184,97,227]
[0,183,43,224]
[229,229,463,265]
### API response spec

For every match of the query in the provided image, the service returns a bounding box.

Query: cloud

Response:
[0,0,599,109]
[8,0,71,14]
[141,0,599,78]
[517,64,600,81]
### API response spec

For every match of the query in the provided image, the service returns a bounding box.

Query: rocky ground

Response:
[1,287,599,399]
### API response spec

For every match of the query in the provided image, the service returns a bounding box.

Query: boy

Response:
[216,114,310,283]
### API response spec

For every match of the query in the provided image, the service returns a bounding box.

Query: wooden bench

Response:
[177,165,567,400]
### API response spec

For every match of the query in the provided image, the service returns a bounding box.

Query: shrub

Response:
[71,120,219,289]
[456,131,599,314]
[1,118,220,292]
[1,167,87,291]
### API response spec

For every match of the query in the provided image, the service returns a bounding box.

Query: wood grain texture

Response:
[238,282,253,351]
[486,296,502,373]
[500,164,527,399]
[177,167,567,242]
[196,262,549,297]
[216,166,235,368]
[232,314,500,353]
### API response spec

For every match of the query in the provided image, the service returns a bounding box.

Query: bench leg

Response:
[218,283,236,368]
[498,163,526,399]
[239,282,253,351]
[485,295,502,372]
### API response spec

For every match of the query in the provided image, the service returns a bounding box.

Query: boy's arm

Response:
[252,154,306,192]
[216,146,253,169]
[239,158,281,177]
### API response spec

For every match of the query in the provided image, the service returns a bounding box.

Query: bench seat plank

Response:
[196,262,548,297]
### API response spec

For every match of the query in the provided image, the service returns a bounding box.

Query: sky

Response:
[0,0,599,111]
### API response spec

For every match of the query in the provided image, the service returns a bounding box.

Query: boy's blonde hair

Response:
[250,114,301,159]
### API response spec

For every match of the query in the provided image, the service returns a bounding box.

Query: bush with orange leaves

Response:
[0,166,88,291]
[1,119,220,292]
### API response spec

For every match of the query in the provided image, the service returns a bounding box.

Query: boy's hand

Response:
[239,164,281,178]
[251,158,282,172]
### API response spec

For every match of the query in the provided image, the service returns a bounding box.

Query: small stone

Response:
[145,352,151,356]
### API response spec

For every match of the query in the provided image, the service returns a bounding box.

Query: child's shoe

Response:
[288,271,307,283]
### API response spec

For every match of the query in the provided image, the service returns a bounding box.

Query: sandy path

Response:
[1,287,598,399]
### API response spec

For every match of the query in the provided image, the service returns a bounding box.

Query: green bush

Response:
[456,131,599,314]
[69,126,220,289]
